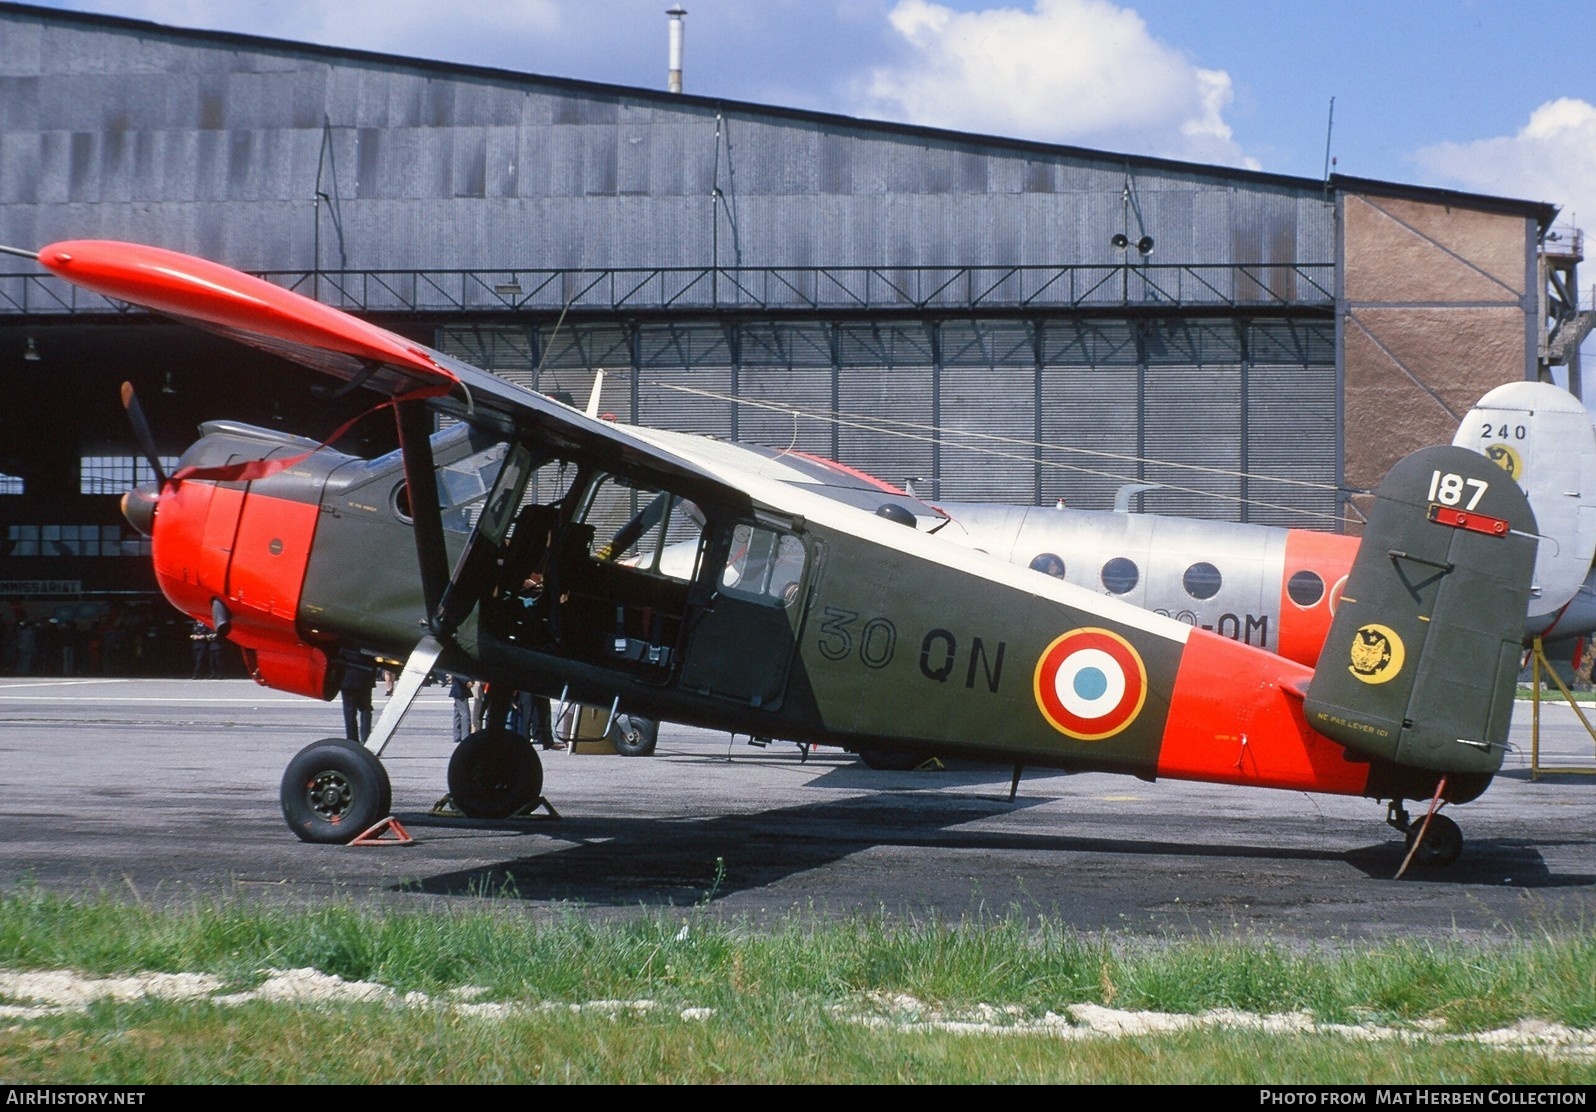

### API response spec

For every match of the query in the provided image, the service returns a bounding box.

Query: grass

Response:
[1,886,1594,1083]
[1518,684,1596,704]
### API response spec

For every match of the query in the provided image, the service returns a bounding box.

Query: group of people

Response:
[1,605,212,678]
[336,662,562,750]
[445,675,564,750]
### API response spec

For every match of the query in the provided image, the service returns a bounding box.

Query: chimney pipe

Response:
[667,5,687,93]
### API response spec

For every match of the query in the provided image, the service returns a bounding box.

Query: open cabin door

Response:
[677,519,811,709]
[545,472,812,708]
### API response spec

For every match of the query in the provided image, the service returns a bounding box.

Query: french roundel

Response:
[1033,628,1148,741]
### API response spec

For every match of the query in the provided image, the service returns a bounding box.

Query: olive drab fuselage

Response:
[35,239,1544,852]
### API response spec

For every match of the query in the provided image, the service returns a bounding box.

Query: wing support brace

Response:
[395,399,451,632]
[362,634,444,757]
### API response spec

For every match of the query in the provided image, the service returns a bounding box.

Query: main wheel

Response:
[281,738,392,844]
[448,727,544,818]
[1404,812,1463,868]
[857,747,925,771]
[610,714,658,757]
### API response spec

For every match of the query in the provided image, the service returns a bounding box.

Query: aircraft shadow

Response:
[394,791,1591,906]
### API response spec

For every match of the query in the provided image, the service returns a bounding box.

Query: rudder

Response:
[1304,445,1537,776]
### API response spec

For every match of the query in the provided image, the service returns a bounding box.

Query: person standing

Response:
[189,620,214,679]
[448,674,474,742]
[340,659,376,743]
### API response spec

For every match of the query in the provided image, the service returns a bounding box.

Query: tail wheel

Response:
[448,727,543,818]
[610,714,658,757]
[1404,813,1463,868]
[280,739,392,844]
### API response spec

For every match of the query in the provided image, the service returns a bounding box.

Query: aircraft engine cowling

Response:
[135,429,340,701]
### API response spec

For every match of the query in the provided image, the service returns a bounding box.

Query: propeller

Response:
[119,381,167,538]
[120,381,169,487]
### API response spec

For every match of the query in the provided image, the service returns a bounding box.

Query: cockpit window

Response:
[720,524,806,607]
[579,475,706,582]
[438,443,509,534]
[718,523,804,603]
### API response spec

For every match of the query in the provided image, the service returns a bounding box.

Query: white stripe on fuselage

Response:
[622,425,1194,646]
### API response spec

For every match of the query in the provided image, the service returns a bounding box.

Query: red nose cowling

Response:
[149,479,334,700]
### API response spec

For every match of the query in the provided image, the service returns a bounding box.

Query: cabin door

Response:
[678,522,810,709]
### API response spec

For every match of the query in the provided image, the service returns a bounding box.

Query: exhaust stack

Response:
[667,5,687,93]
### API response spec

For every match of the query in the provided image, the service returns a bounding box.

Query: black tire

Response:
[610,714,658,757]
[448,727,544,818]
[1405,813,1463,868]
[857,747,925,771]
[280,738,392,844]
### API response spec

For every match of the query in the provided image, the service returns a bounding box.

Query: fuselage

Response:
[931,503,1357,667]
[135,419,1503,809]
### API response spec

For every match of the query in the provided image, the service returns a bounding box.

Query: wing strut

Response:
[395,399,451,632]
[362,635,444,757]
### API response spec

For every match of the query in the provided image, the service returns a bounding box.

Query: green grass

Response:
[2,886,1595,1083]
[1518,684,1596,703]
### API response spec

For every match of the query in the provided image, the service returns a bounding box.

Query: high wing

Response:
[39,239,1538,872]
[36,240,739,497]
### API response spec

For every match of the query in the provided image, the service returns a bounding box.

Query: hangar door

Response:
[440,315,1337,528]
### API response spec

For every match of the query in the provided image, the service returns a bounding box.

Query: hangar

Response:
[0,2,1583,652]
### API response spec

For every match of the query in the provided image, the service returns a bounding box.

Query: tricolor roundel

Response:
[1033,627,1148,740]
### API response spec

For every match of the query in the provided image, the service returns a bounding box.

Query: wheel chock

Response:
[511,796,561,820]
[351,816,413,846]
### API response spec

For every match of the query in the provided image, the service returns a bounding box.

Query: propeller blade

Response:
[119,381,169,488]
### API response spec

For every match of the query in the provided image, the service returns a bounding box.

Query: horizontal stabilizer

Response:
[1304,445,1536,775]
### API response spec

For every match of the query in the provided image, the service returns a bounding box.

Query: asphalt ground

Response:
[2,676,1595,943]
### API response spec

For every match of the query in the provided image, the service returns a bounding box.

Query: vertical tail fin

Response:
[1304,445,1537,775]
[1452,381,1596,621]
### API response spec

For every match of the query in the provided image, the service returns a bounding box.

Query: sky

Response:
[31,0,1596,357]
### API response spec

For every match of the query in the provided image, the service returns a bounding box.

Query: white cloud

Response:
[1416,99,1596,372]
[855,0,1257,168]
[1416,98,1596,235]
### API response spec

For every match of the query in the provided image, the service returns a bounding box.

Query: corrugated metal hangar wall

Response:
[0,1,1554,605]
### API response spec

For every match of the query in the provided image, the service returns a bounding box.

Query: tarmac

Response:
[2,675,1594,943]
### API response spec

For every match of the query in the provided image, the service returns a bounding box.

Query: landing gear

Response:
[1386,801,1464,868]
[448,727,544,818]
[1404,814,1463,868]
[281,739,393,844]
[610,714,658,757]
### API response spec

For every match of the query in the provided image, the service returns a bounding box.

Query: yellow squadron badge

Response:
[1483,443,1522,481]
[1349,623,1404,684]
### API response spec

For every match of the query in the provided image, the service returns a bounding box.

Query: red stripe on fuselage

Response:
[228,487,320,629]
[1275,529,1359,667]
[1157,628,1372,795]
